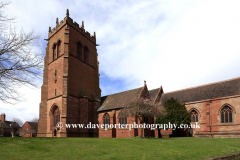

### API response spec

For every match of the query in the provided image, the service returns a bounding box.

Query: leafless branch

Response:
[0,1,43,103]
[118,97,165,137]
[119,98,165,121]
[12,117,23,128]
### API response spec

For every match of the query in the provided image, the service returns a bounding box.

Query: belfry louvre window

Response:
[119,116,127,128]
[103,113,110,130]
[191,110,198,122]
[84,47,88,64]
[53,44,57,60]
[77,43,82,60]
[221,106,232,123]
[57,41,61,57]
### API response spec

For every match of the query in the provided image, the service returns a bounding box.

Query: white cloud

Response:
[0,86,40,122]
[97,0,240,91]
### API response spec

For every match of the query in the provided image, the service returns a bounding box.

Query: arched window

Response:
[57,40,61,57]
[53,107,60,127]
[84,47,88,64]
[221,106,232,123]
[191,110,198,122]
[53,44,57,60]
[77,43,82,60]
[103,113,110,130]
[119,116,127,128]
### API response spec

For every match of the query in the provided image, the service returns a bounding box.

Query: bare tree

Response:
[12,117,23,136]
[31,118,38,123]
[30,118,38,136]
[13,117,23,127]
[0,1,43,103]
[119,98,165,138]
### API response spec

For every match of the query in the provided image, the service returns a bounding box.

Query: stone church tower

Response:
[38,9,101,137]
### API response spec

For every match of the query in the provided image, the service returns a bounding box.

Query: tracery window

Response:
[54,107,60,127]
[119,116,127,128]
[191,110,198,122]
[103,113,110,130]
[221,106,232,123]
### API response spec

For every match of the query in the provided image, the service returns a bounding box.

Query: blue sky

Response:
[1,0,240,122]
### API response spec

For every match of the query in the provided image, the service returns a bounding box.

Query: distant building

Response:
[0,113,20,137]
[21,121,38,137]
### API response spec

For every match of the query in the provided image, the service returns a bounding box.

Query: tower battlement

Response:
[48,9,96,44]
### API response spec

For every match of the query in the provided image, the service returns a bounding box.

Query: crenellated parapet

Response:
[48,9,96,44]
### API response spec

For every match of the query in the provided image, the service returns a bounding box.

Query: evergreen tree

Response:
[155,97,191,130]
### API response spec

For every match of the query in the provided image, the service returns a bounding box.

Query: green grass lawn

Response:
[0,137,240,160]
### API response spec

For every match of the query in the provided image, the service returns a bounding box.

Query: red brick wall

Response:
[115,110,134,138]
[48,56,64,98]
[22,122,33,137]
[68,56,95,98]
[99,111,114,138]
[161,129,173,138]
[1,114,5,121]
[99,109,155,138]
[38,43,49,136]
[68,20,100,100]
[185,96,240,138]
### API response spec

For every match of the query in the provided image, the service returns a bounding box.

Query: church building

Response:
[38,10,240,138]
[98,77,240,138]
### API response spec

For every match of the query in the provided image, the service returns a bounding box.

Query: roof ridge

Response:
[5,120,14,123]
[149,87,160,92]
[164,76,240,94]
[102,86,143,97]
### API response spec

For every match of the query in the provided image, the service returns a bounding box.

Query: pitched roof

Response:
[149,88,160,101]
[98,87,143,112]
[0,120,18,128]
[159,77,240,105]
[27,122,38,129]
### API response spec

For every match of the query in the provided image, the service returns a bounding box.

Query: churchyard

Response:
[0,137,240,159]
